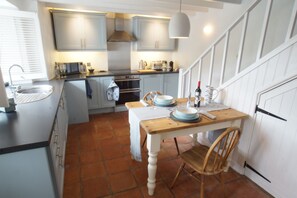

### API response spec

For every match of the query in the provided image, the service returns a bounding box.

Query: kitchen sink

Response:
[16,85,53,94]
[14,85,54,104]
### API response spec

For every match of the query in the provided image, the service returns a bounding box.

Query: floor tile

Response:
[108,171,137,193]
[63,182,81,198]
[80,150,103,165]
[64,166,80,185]
[81,162,107,180]
[82,177,111,198]
[101,144,126,160]
[65,153,80,168]
[104,156,130,175]
[113,188,144,198]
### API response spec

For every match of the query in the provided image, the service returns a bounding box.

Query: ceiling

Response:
[39,0,243,17]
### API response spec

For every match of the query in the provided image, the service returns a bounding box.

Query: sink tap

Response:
[9,64,24,88]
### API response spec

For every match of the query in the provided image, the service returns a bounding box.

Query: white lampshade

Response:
[169,12,190,38]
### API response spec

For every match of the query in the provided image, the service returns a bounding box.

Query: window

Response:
[0,9,47,82]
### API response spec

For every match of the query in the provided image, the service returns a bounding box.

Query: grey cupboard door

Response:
[140,74,163,98]
[163,73,178,98]
[246,78,297,198]
[65,80,89,124]
[87,78,100,109]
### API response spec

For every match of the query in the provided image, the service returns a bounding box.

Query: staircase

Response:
[178,0,297,98]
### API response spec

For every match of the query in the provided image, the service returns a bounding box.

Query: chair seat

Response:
[180,144,226,175]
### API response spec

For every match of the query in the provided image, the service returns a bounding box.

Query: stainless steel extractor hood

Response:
[108,13,136,42]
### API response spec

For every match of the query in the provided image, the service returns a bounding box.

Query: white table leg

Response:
[146,134,161,196]
[147,151,158,195]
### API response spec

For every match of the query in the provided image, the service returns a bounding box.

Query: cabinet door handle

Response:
[54,134,59,144]
[84,38,86,49]
[59,155,64,168]
[81,39,83,49]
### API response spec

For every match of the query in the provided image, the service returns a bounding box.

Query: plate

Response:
[170,112,201,123]
[154,100,177,107]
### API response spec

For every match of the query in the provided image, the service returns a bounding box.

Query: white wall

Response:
[38,2,59,79]
[173,0,254,69]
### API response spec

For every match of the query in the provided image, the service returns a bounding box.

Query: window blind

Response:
[0,9,47,82]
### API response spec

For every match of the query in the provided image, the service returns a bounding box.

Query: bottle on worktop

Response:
[194,81,201,107]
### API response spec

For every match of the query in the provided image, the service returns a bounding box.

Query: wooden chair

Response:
[141,91,180,155]
[170,127,241,198]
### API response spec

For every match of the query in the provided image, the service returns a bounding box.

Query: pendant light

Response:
[169,0,190,38]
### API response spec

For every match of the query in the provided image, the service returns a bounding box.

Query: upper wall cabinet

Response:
[52,11,107,51]
[133,17,176,51]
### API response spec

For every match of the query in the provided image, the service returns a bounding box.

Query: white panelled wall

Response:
[221,39,297,173]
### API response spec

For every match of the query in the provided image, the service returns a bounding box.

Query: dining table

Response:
[125,98,248,196]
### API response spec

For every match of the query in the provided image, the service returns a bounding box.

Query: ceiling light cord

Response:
[179,0,182,12]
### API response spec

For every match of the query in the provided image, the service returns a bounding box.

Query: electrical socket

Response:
[87,62,91,66]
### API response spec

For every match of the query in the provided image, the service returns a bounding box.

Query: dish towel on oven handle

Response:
[106,80,119,101]
[129,107,171,162]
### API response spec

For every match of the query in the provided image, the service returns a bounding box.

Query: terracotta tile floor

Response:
[64,112,273,198]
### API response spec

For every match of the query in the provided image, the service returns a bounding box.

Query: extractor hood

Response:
[108,13,136,42]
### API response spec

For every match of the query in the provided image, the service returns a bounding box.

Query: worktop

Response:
[61,69,179,80]
[0,80,64,154]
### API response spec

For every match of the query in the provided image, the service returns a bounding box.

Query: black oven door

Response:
[116,89,140,105]
[115,78,140,90]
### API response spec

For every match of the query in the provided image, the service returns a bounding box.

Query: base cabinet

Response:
[140,73,178,98]
[163,73,178,97]
[87,76,115,109]
[64,80,89,124]
[0,91,68,198]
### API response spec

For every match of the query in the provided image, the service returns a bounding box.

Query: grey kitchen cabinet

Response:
[87,76,115,109]
[52,11,107,50]
[133,17,176,51]
[0,91,68,198]
[64,80,89,124]
[140,74,164,98]
[163,73,178,98]
[49,90,68,197]
[140,73,179,99]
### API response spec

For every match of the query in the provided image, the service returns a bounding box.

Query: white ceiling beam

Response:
[208,0,242,4]
[45,2,204,17]
[153,0,224,9]
[43,0,209,16]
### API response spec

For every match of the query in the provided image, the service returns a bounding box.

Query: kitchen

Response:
[1,0,297,197]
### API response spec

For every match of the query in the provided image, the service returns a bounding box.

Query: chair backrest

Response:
[202,127,241,174]
[142,91,162,102]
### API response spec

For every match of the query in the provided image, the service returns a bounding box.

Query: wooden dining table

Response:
[125,98,248,196]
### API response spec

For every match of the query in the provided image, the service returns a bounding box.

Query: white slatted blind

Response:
[0,9,47,82]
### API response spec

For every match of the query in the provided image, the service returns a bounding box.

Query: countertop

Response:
[62,69,179,80]
[0,80,64,154]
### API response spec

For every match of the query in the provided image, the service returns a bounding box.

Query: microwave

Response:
[58,62,82,75]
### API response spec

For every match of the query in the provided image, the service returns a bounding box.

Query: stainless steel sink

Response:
[14,85,54,104]
[16,85,53,94]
